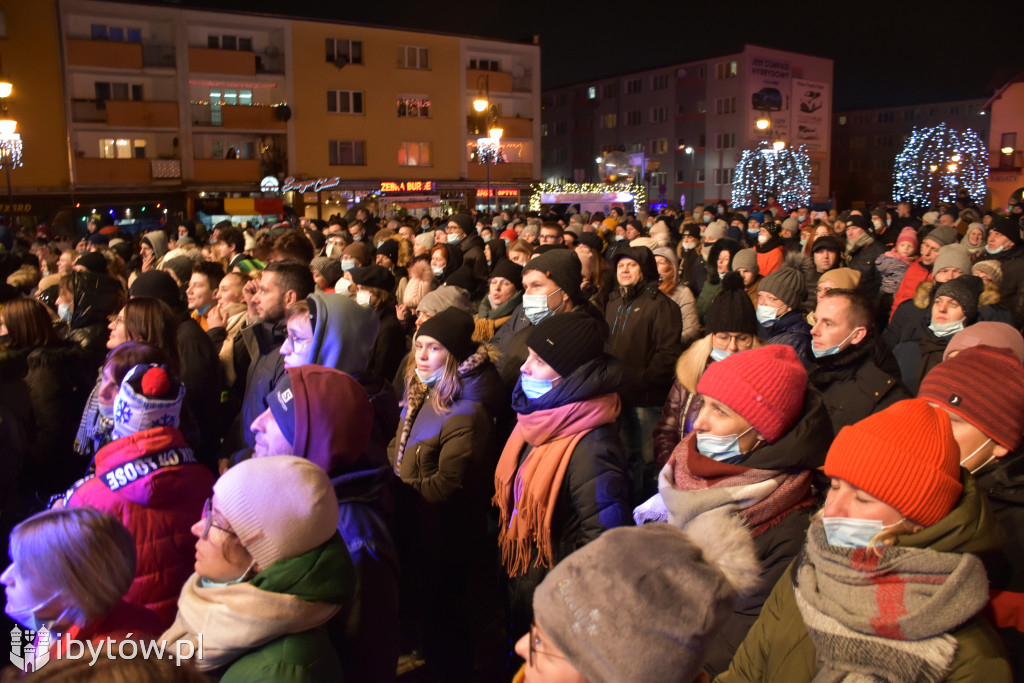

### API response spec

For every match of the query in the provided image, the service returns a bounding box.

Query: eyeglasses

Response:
[286,335,312,351]
[712,332,754,346]
[489,278,512,288]
[528,623,568,669]
[201,498,236,540]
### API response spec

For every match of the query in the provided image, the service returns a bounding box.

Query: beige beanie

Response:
[732,248,759,276]
[817,267,861,291]
[214,456,339,569]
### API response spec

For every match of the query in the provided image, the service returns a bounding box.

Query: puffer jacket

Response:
[992,242,1024,329]
[716,473,1012,683]
[62,426,214,628]
[845,235,886,302]
[757,310,812,368]
[66,270,123,364]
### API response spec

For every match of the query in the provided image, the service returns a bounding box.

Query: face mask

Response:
[695,426,754,463]
[341,258,355,272]
[823,516,901,548]
[431,265,445,277]
[614,235,625,242]
[353,235,363,242]
[800,237,808,246]
[681,241,695,251]
[447,233,462,245]
[986,244,1004,255]
[703,215,712,224]
[928,318,964,337]
[98,399,114,419]
[503,238,511,246]
[717,207,724,214]
[811,327,859,358]
[709,346,731,362]
[58,302,72,323]
[415,366,444,387]
[520,373,555,400]
[355,290,372,308]
[747,227,760,235]
[199,560,257,588]
[756,304,780,326]
[523,289,562,326]
[5,594,58,632]
[961,437,995,474]
[757,234,768,244]
[483,235,492,243]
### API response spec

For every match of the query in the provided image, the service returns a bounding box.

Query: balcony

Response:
[71,100,180,127]
[191,103,286,130]
[467,162,533,182]
[494,117,532,138]
[467,68,512,93]
[142,45,176,68]
[66,38,143,70]
[189,47,257,75]
[75,157,151,185]
[193,159,261,183]
[151,159,181,179]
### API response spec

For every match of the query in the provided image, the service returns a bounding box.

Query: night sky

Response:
[124,0,1020,110]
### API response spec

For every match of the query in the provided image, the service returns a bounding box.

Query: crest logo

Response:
[10,625,56,672]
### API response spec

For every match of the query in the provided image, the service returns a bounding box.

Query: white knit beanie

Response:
[213,456,339,569]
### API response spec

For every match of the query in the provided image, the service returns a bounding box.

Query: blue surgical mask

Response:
[58,302,72,323]
[503,238,511,246]
[353,235,363,242]
[823,516,901,548]
[5,594,58,632]
[928,318,964,337]
[695,426,754,463]
[199,560,257,588]
[703,215,712,224]
[483,235,492,243]
[523,289,562,325]
[709,346,731,362]
[985,244,1004,255]
[747,227,760,235]
[520,373,555,400]
[415,367,444,387]
[811,328,858,358]
[800,237,808,246]
[756,304,780,326]
[447,233,462,245]
[341,258,355,272]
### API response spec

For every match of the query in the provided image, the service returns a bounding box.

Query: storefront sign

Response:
[0,203,32,213]
[379,181,436,194]
[260,175,281,192]
[539,192,635,204]
[476,188,519,197]
[281,176,341,193]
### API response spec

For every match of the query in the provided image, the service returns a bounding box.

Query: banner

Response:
[793,79,828,152]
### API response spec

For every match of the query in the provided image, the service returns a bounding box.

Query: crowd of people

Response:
[1,196,1024,681]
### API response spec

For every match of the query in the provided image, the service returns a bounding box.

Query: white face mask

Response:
[355,290,372,308]
[431,265,445,277]
[961,437,995,474]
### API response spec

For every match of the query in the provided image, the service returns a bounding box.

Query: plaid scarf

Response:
[662,431,814,537]
[792,519,989,682]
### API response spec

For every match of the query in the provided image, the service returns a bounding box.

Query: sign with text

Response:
[281,176,341,193]
[476,188,519,197]
[380,180,436,194]
[540,191,635,204]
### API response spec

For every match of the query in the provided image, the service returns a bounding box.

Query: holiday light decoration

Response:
[529,182,646,213]
[731,142,811,210]
[470,138,506,164]
[892,123,988,207]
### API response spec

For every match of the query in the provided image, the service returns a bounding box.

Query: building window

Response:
[715,97,737,115]
[877,111,894,123]
[716,61,738,79]
[586,86,597,99]
[94,82,143,108]
[838,115,847,125]
[697,100,707,114]
[695,168,705,182]
[99,138,146,159]
[600,113,618,129]
[329,140,366,165]
[625,78,642,95]
[713,168,735,185]
[675,170,685,182]
[650,106,668,123]
[93,24,142,42]
[208,35,252,50]
[397,96,430,118]
[602,83,618,98]
[627,142,644,153]
[326,39,363,65]
[556,93,567,107]
[715,132,736,149]
[398,142,431,166]
[652,74,668,90]
[652,138,668,154]
[849,136,867,149]
[697,65,707,79]
[541,123,549,137]
[398,46,430,70]
[554,148,568,163]
[469,58,500,71]
[698,134,706,147]
[554,121,566,136]
[327,90,363,114]
[626,110,642,126]
[650,171,667,187]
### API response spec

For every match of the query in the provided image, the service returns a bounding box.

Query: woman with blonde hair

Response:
[1,507,162,658]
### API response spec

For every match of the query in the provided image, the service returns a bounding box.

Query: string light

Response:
[528,182,646,213]
[892,123,988,207]
[731,142,811,210]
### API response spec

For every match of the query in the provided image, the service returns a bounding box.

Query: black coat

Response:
[846,237,886,302]
[175,312,223,467]
[368,307,407,383]
[993,243,1024,329]
[758,310,813,368]
[232,320,287,450]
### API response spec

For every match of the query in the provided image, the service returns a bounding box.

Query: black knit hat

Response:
[761,220,782,237]
[416,307,476,362]
[449,213,476,236]
[533,243,568,256]
[349,265,395,292]
[491,259,523,290]
[934,274,984,324]
[527,312,605,378]
[705,271,758,335]
[522,250,584,303]
[576,232,603,253]
[681,224,701,240]
[129,270,184,310]
[989,216,1023,247]
[812,235,840,253]
[75,251,108,274]
[846,213,872,234]
[376,239,399,262]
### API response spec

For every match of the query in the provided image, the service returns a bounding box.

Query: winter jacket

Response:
[846,235,886,303]
[605,281,683,406]
[716,473,1012,683]
[678,246,707,298]
[66,270,123,369]
[875,252,913,295]
[174,311,223,468]
[890,258,931,320]
[233,319,287,449]
[992,243,1024,329]
[893,328,949,394]
[664,282,702,345]
[696,238,743,323]
[458,231,490,291]
[754,239,785,277]
[368,306,407,383]
[63,426,214,628]
[757,310,812,368]
[807,333,909,434]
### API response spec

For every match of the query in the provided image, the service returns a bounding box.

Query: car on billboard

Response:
[800,90,823,113]
[752,88,783,112]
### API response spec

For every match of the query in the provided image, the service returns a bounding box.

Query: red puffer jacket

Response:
[64,427,214,629]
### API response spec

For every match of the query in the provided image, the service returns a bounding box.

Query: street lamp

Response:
[1002,146,1014,155]
[0,75,21,212]
[472,74,504,213]
[755,115,771,131]
[772,139,786,151]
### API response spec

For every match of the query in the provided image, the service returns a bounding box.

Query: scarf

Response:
[161,573,340,672]
[662,431,814,537]
[74,379,114,460]
[493,393,621,576]
[792,520,990,682]
[883,247,915,266]
[845,232,874,260]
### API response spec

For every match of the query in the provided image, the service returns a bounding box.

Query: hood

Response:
[459,231,485,253]
[610,245,659,283]
[142,230,169,260]
[740,386,833,471]
[487,239,508,263]
[308,292,379,374]
[453,345,505,414]
[976,453,1024,507]
[290,366,373,473]
[93,426,212,507]
[512,355,625,415]
[705,238,742,285]
[436,242,464,280]
[70,270,124,330]
[330,458,393,504]
[250,533,355,604]
[898,471,1005,554]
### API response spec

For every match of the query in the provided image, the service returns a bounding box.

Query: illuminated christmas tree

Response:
[892,123,988,208]
[731,143,811,210]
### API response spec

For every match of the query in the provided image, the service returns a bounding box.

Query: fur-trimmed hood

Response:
[913,278,1001,310]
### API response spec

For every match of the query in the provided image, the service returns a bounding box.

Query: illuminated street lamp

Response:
[1002,146,1015,155]
[772,139,786,151]
[755,115,771,131]
[0,75,21,211]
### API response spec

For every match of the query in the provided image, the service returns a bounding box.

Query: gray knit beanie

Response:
[732,248,759,277]
[533,517,758,683]
[934,274,984,324]
[922,225,959,249]
[758,266,804,310]
[932,244,971,275]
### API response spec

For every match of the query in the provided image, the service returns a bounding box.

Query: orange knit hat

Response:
[824,399,961,527]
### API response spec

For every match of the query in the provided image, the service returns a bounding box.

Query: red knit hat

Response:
[695,344,806,443]
[825,399,961,527]
[918,345,1024,451]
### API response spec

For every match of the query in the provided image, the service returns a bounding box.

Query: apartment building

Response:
[983,74,1024,210]
[541,45,833,210]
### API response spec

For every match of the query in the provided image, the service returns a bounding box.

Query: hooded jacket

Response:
[235,320,288,449]
[845,234,886,302]
[64,426,214,628]
[457,230,490,288]
[67,270,123,360]
[717,473,1011,683]
[757,310,812,368]
[697,238,743,323]
[992,242,1024,328]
